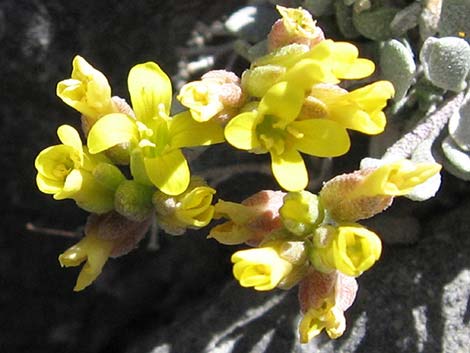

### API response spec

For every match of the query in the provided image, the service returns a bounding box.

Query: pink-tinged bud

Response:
[209,190,285,246]
[298,269,336,313]
[297,269,358,342]
[267,6,324,52]
[178,70,245,124]
[334,272,358,312]
[85,211,151,257]
[320,168,394,222]
[320,161,441,222]
[241,190,286,245]
[59,211,151,291]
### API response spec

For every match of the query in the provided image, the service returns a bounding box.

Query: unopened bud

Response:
[267,6,324,52]
[178,70,245,123]
[114,180,154,222]
[280,190,323,236]
[153,176,216,235]
[241,65,286,98]
[209,190,286,245]
[320,160,441,221]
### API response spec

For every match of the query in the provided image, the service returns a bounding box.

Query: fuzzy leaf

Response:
[420,37,470,92]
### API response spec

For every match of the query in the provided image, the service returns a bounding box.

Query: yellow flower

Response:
[59,233,114,291]
[209,190,285,245]
[354,160,442,197]
[177,70,244,123]
[153,177,216,235]
[35,125,118,213]
[87,62,224,195]
[231,243,294,291]
[246,39,376,98]
[299,301,346,343]
[225,81,351,191]
[320,160,442,221]
[301,81,395,135]
[312,224,382,277]
[57,56,115,123]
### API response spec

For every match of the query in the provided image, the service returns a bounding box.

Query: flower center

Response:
[256,115,287,155]
[53,162,72,180]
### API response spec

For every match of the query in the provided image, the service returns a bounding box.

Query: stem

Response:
[26,222,81,238]
[382,91,465,160]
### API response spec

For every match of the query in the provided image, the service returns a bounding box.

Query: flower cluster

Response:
[33,5,440,345]
[37,57,223,291]
[212,159,440,342]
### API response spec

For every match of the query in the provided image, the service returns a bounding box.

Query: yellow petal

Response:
[35,145,74,179]
[87,113,139,154]
[347,81,395,109]
[335,58,375,80]
[54,169,83,200]
[36,174,63,194]
[224,111,261,150]
[58,234,114,291]
[290,119,350,157]
[168,111,225,149]
[259,81,304,123]
[128,62,172,123]
[270,149,307,191]
[330,42,375,79]
[57,125,83,155]
[144,149,190,195]
[281,59,338,88]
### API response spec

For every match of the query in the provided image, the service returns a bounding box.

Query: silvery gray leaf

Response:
[380,39,416,101]
[448,91,470,151]
[420,36,470,92]
[352,7,398,40]
[441,135,470,180]
[390,2,421,36]
[407,138,442,201]
[335,0,361,39]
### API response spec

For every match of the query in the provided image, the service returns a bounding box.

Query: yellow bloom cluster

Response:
[221,37,393,191]
[36,57,225,290]
[33,4,443,347]
[212,159,440,343]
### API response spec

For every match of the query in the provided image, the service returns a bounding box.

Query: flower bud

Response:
[209,190,285,245]
[310,224,382,277]
[57,56,117,128]
[153,176,216,235]
[241,65,286,98]
[267,6,324,52]
[297,269,358,342]
[320,160,442,221]
[279,190,323,236]
[59,211,151,291]
[114,180,154,222]
[177,70,245,123]
[231,241,294,291]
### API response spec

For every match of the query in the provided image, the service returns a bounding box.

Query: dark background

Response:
[2,1,470,353]
[0,1,245,352]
